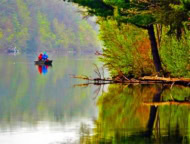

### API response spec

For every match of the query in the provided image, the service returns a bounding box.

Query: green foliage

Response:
[0,0,100,52]
[16,0,31,26]
[37,12,56,49]
[77,21,99,52]
[160,32,190,77]
[65,0,114,17]
[99,19,155,77]
[53,19,70,49]
[154,0,189,35]
[67,0,190,77]
[127,13,155,26]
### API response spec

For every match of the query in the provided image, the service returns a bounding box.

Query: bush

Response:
[160,33,190,77]
[98,19,155,78]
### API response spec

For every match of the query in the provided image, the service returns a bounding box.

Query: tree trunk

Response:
[176,26,182,40]
[156,24,162,48]
[147,25,162,73]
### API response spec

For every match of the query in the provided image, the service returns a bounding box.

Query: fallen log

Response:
[139,76,190,83]
[139,76,190,85]
[143,101,190,106]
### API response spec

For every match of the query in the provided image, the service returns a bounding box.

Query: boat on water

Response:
[7,47,19,54]
[34,60,52,66]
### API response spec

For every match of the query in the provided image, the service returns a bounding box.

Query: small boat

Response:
[7,47,19,54]
[34,60,53,66]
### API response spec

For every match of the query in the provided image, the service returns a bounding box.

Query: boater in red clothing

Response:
[38,53,43,61]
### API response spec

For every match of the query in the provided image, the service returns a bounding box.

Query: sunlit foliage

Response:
[99,19,155,77]
[160,29,190,77]
[66,0,190,77]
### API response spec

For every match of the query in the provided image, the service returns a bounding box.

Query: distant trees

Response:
[0,0,100,52]
[65,0,190,75]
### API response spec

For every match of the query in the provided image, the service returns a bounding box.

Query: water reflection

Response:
[80,84,190,144]
[1,53,190,143]
[0,53,99,143]
[36,65,51,75]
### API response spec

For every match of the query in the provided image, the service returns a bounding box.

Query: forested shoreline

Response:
[0,0,100,52]
[66,0,190,80]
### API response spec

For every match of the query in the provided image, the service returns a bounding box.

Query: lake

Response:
[0,52,99,144]
[0,53,190,144]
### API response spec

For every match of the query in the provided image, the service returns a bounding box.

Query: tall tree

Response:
[65,0,190,74]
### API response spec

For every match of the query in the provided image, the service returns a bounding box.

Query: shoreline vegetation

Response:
[66,0,190,85]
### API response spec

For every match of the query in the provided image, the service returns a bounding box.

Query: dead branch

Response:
[95,51,103,55]
[93,64,101,78]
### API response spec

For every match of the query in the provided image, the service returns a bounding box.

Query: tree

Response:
[65,0,190,74]
[98,19,155,77]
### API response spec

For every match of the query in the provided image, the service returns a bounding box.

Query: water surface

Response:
[81,84,190,144]
[0,53,190,144]
[0,53,99,144]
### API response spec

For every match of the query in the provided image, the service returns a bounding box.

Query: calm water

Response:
[0,53,190,144]
[0,52,99,144]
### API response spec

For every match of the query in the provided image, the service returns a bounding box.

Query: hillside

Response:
[0,0,100,52]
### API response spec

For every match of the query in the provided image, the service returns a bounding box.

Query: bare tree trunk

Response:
[156,24,162,48]
[147,24,162,73]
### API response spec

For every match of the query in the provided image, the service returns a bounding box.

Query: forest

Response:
[0,0,100,52]
[65,0,190,78]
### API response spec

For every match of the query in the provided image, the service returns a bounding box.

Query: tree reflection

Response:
[80,84,190,144]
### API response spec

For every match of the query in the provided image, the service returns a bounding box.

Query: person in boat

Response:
[38,53,43,61]
[42,52,49,61]
[38,52,49,61]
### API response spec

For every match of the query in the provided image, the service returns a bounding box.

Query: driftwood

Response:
[143,101,190,106]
